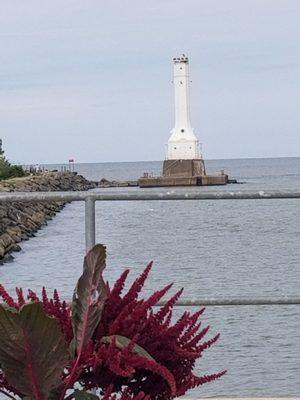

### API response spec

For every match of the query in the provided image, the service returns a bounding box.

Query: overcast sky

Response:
[0,0,299,164]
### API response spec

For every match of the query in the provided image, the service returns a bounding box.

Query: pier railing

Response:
[1,190,299,397]
[1,189,299,308]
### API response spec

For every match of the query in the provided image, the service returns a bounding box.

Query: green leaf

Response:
[72,244,108,355]
[0,302,68,400]
[73,390,99,399]
[101,335,155,361]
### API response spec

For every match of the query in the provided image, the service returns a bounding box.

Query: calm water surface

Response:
[1,158,299,397]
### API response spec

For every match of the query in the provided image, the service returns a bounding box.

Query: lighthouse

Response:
[138,55,231,187]
[162,55,206,178]
[167,55,199,160]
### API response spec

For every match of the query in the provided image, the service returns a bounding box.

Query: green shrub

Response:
[0,140,26,180]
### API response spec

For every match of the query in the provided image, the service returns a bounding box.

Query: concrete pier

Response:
[139,173,228,188]
[139,158,228,187]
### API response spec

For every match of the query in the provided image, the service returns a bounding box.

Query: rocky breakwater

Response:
[0,171,96,263]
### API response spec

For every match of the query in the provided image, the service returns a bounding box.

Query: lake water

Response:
[1,157,300,397]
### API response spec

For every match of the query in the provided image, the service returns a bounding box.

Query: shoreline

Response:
[0,171,96,263]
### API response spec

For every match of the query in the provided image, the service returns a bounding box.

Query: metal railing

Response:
[1,189,299,307]
[1,190,299,398]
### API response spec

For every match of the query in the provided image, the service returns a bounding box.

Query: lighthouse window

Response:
[174,147,177,150]
[181,129,184,133]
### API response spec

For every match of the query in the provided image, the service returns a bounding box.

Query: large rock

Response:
[0,244,5,258]
[0,171,96,261]
[0,233,14,249]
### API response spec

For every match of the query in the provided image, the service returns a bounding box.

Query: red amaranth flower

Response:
[103,385,150,400]
[0,250,225,399]
[0,284,19,309]
[83,263,226,399]
[27,286,73,343]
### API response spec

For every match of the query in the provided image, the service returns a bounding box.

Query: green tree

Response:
[0,139,25,180]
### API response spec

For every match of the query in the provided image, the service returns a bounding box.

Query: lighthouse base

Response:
[138,158,229,188]
[138,174,228,188]
[162,159,206,178]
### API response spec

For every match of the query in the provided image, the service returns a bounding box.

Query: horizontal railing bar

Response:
[1,190,299,310]
[1,189,300,202]
[156,297,300,306]
[2,297,300,309]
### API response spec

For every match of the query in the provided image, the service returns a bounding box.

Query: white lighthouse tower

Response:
[139,54,230,187]
[162,55,205,178]
[167,55,199,160]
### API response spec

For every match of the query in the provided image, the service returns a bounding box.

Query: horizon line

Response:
[19,155,300,166]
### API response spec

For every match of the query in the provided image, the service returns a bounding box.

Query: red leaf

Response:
[72,244,108,355]
[0,302,68,399]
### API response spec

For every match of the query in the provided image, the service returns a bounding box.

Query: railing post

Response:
[85,196,96,252]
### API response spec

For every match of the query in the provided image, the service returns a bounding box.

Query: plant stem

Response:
[59,355,81,400]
